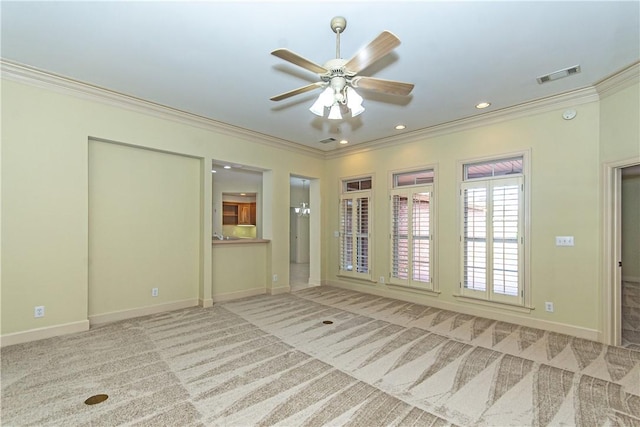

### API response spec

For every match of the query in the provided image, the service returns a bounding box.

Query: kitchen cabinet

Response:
[223,202,256,225]
[222,203,238,225]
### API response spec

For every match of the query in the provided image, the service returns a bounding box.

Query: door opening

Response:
[603,159,640,347]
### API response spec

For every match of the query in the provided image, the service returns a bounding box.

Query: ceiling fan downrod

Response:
[330,16,347,59]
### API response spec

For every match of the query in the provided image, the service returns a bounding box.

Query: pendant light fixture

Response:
[295,179,310,217]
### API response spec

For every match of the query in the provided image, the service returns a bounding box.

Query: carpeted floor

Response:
[2,286,639,426]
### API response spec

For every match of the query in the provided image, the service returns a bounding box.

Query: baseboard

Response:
[291,283,320,292]
[89,299,198,325]
[211,287,266,303]
[308,278,322,286]
[200,298,214,308]
[325,280,600,342]
[269,285,291,295]
[0,320,90,347]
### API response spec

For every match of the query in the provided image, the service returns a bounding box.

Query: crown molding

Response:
[595,61,640,99]
[3,59,636,162]
[325,86,600,159]
[0,59,326,160]
[327,63,638,160]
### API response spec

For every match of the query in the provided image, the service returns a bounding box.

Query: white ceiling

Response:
[2,1,638,152]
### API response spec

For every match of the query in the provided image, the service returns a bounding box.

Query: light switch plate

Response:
[555,236,574,246]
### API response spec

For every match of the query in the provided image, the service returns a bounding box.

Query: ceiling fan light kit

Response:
[270,16,414,121]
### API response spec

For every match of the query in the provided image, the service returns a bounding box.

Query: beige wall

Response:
[211,243,267,300]
[600,78,640,163]
[88,141,201,317]
[1,77,323,340]
[325,103,602,335]
[1,66,638,344]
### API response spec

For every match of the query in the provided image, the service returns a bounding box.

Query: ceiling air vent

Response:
[319,137,337,144]
[536,65,581,84]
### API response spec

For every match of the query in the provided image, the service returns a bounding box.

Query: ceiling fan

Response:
[270,16,414,120]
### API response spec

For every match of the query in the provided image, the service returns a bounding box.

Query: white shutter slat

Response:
[492,183,520,297]
[412,192,430,283]
[391,194,409,280]
[463,185,487,292]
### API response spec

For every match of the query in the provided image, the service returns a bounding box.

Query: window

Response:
[339,177,372,280]
[460,157,525,305]
[390,168,435,290]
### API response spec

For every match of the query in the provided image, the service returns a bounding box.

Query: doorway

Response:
[621,164,640,348]
[603,158,640,347]
[290,176,313,290]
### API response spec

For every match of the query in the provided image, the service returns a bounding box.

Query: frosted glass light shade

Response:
[309,87,335,116]
[346,87,365,117]
[328,104,342,120]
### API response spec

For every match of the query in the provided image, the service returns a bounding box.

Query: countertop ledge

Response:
[212,238,270,245]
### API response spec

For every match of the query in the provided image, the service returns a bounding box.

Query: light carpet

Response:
[2,286,639,426]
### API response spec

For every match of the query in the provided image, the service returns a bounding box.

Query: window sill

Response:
[453,294,534,314]
[387,282,440,296]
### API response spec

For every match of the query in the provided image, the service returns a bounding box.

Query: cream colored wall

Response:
[2,67,638,343]
[1,78,323,338]
[88,141,200,317]
[325,103,602,334]
[211,243,267,299]
[599,80,640,163]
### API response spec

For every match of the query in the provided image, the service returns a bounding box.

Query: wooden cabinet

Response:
[223,202,256,225]
[222,203,238,225]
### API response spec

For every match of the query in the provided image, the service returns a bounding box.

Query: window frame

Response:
[339,175,373,281]
[457,151,531,310]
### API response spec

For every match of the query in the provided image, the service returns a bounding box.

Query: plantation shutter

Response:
[356,196,369,273]
[391,195,409,281]
[412,192,430,283]
[462,183,488,294]
[492,181,521,299]
[461,177,523,304]
[340,194,371,279]
[339,198,353,272]
[390,187,433,289]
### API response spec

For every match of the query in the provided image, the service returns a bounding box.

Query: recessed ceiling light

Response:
[339,139,349,145]
[475,102,491,109]
[211,169,217,173]
[240,193,246,196]
[223,165,231,169]
[394,124,406,130]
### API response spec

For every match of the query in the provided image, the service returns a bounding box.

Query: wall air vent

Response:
[319,137,337,144]
[536,65,581,84]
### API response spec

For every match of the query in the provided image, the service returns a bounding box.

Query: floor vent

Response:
[537,65,581,84]
[84,394,109,405]
[319,137,336,144]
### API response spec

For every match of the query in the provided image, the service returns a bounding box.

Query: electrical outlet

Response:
[555,236,574,246]
[272,274,278,282]
[152,288,159,297]
[545,302,554,312]
[379,276,385,284]
[34,306,45,318]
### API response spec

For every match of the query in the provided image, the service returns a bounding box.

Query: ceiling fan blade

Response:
[351,76,414,96]
[270,82,324,101]
[271,48,328,74]
[344,30,401,74]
